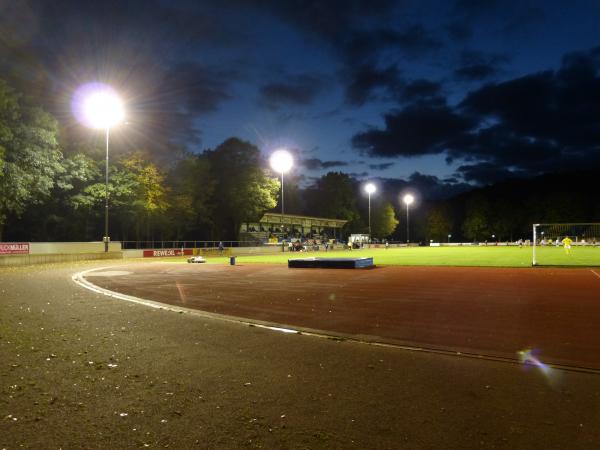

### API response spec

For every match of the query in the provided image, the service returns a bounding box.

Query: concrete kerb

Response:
[71,265,600,375]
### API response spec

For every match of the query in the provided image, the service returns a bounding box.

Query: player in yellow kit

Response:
[561,236,573,254]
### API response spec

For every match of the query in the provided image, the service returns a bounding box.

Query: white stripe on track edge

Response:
[72,266,600,375]
[590,269,600,279]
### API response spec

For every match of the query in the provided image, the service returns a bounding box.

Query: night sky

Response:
[2,0,600,194]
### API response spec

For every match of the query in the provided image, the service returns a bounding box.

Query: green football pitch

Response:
[179,246,600,268]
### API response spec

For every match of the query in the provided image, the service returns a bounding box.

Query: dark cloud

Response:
[369,163,395,170]
[162,61,234,115]
[343,26,443,62]
[497,5,545,36]
[302,158,349,170]
[339,26,442,105]
[126,61,237,149]
[459,47,600,151]
[445,21,472,41]
[453,0,503,15]
[353,47,600,184]
[344,64,401,106]
[256,1,442,107]
[348,171,370,178]
[379,172,471,200]
[352,100,475,157]
[455,162,528,184]
[259,74,326,109]
[251,0,396,43]
[454,51,509,81]
[399,79,443,102]
[455,64,496,81]
[450,1,546,47]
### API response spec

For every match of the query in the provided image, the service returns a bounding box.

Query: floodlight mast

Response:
[403,194,414,243]
[104,128,109,252]
[269,149,293,219]
[77,85,124,252]
[365,183,376,239]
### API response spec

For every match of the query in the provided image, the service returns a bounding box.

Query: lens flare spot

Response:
[519,348,549,373]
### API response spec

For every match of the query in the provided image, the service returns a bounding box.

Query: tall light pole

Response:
[403,194,414,244]
[269,149,293,219]
[364,183,376,239]
[74,83,124,252]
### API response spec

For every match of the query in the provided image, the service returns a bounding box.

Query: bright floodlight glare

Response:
[73,83,124,129]
[270,149,293,173]
[403,194,415,205]
[365,183,376,194]
[83,90,124,129]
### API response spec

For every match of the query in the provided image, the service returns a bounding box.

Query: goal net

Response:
[532,223,600,266]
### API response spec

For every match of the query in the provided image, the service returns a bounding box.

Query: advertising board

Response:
[0,243,30,255]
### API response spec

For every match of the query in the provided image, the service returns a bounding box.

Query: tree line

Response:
[0,78,398,242]
[2,78,599,244]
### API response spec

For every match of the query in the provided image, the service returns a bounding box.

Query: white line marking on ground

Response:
[72,266,600,375]
[591,270,600,279]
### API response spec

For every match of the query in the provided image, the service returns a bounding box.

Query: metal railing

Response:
[120,240,264,250]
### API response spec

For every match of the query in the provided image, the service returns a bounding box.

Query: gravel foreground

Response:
[1,261,600,449]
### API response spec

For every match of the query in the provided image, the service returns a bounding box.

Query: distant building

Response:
[240,213,347,242]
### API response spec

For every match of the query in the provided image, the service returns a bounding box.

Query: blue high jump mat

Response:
[288,257,375,269]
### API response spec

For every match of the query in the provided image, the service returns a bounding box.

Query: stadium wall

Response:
[0,242,124,266]
[0,252,123,267]
[29,242,122,254]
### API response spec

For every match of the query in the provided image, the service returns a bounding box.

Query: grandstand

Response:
[239,213,347,243]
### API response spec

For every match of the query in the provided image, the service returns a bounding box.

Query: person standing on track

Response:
[561,236,573,254]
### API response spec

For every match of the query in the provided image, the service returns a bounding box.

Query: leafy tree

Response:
[490,199,519,241]
[462,194,490,241]
[120,152,169,214]
[371,201,398,238]
[0,79,64,240]
[306,172,361,224]
[426,205,453,242]
[166,154,215,239]
[17,153,101,241]
[206,138,279,239]
[119,152,170,240]
[276,172,304,215]
[69,151,170,241]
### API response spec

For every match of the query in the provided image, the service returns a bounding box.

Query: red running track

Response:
[84,264,600,370]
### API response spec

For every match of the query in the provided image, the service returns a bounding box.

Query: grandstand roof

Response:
[259,213,347,228]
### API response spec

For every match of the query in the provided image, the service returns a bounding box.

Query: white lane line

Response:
[591,270,600,279]
[72,267,305,334]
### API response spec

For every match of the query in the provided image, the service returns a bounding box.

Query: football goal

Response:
[532,223,600,266]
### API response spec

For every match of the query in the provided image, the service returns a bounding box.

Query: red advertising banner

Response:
[0,242,30,255]
[143,249,193,257]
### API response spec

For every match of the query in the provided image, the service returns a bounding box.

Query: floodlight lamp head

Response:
[270,149,293,173]
[403,194,415,205]
[365,183,376,194]
[73,83,124,130]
